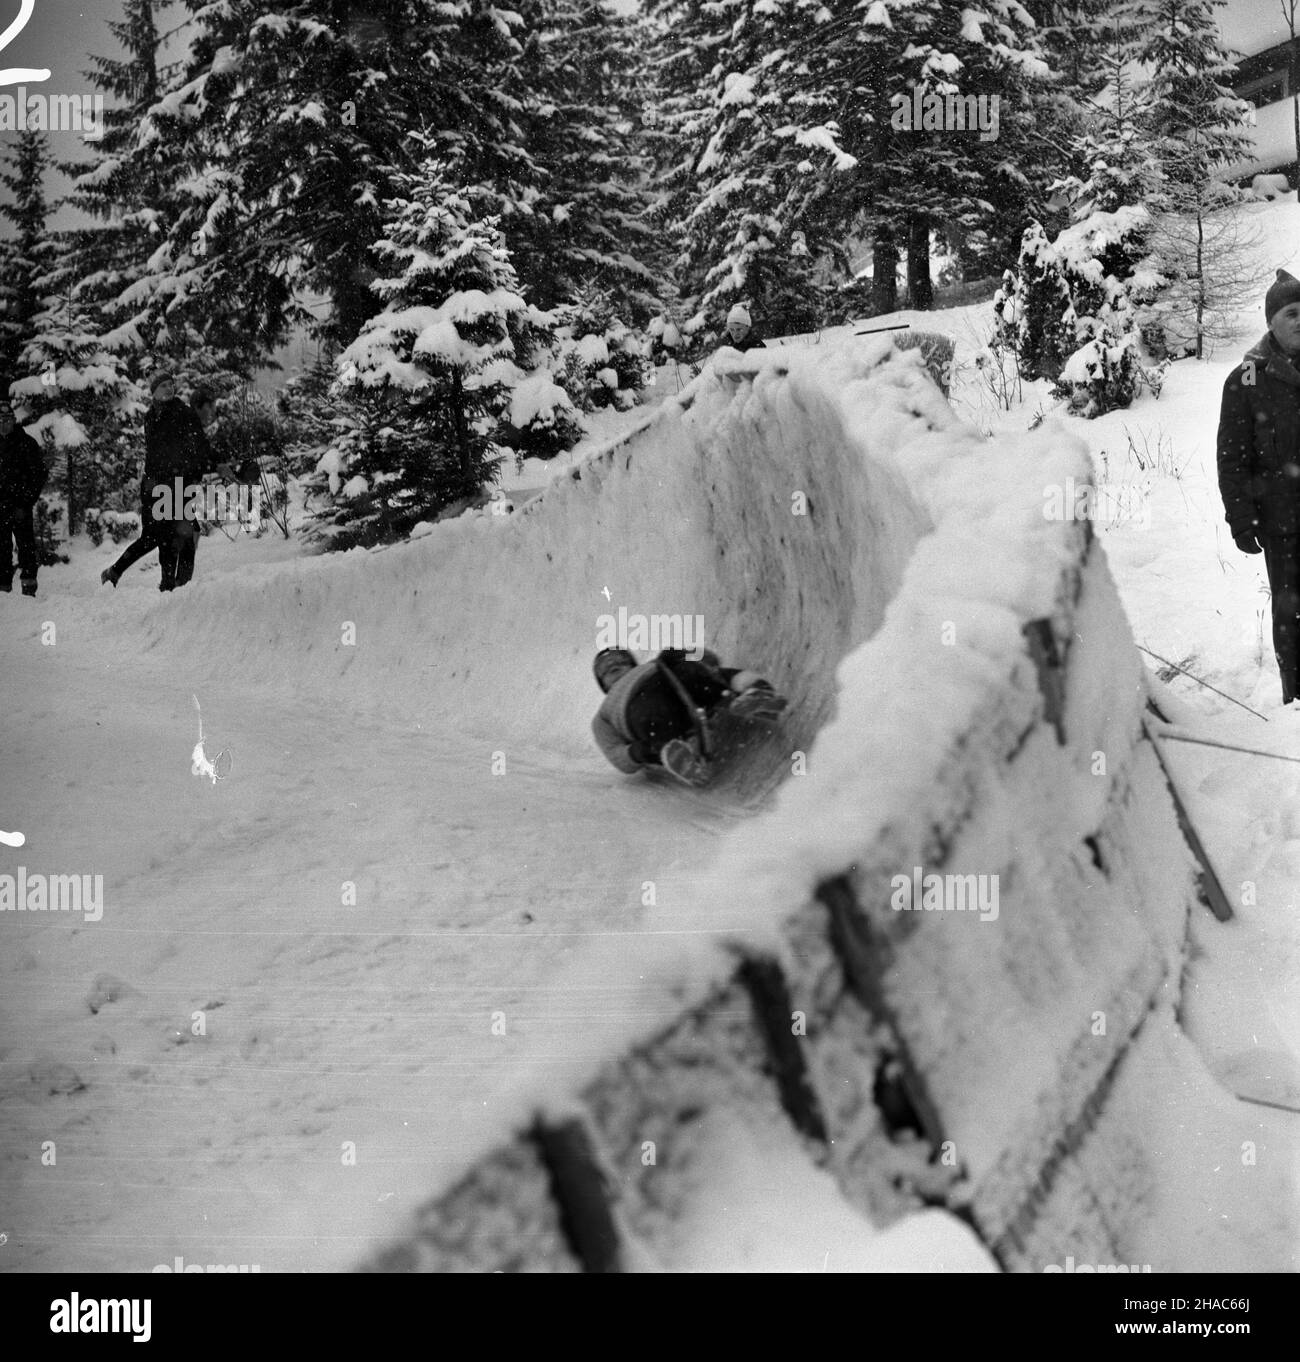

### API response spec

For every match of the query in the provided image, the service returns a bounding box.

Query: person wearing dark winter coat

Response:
[720,303,766,352]
[591,647,787,786]
[165,389,222,591]
[103,377,223,591]
[1218,269,1300,704]
[0,401,48,597]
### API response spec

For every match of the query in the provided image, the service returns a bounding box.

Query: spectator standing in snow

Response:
[591,647,786,786]
[719,303,766,352]
[103,378,226,591]
[0,400,48,597]
[1219,269,1300,705]
[168,388,223,591]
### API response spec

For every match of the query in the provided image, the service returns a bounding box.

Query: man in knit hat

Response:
[1218,268,1300,704]
[720,302,766,352]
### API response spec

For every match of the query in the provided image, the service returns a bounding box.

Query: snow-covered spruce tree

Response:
[51,0,267,410]
[655,0,902,341]
[278,340,347,477]
[0,130,55,386]
[685,0,849,343]
[136,3,411,350]
[1023,0,1136,105]
[309,156,534,547]
[1010,3,1128,242]
[769,1,912,318]
[11,285,139,535]
[998,4,1167,413]
[56,0,170,338]
[140,1,609,357]
[1048,4,1162,220]
[993,222,1075,381]
[865,0,1051,310]
[640,0,733,323]
[511,0,660,321]
[1135,0,1254,359]
[699,0,1051,322]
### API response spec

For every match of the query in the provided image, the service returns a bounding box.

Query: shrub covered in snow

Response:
[1251,173,1291,202]
[995,209,1165,418]
[84,507,141,547]
[553,289,651,413]
[500,371,584,463]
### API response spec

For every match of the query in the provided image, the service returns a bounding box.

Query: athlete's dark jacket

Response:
[1218,332,1300,539]
[0,421,46,511]
[592,649,760,774]
[142,399,214,522]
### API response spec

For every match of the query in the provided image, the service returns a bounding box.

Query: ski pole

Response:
[1237,1092,1300,1115]
[1138,645,1269,722]
[1148,728,1300,766]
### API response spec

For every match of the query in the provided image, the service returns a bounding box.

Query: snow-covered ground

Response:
[5,199,1300,1273]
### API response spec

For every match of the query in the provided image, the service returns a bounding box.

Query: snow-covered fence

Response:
[352,341,1253,1272]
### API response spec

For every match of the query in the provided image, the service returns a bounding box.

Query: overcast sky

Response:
[3,0,194,224]
[0,0,1288,229]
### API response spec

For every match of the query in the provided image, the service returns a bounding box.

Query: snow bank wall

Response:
[353,343,1283,1272]
[136,344,930,801]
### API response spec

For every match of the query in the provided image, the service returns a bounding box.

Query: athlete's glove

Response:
[660,735,712,787]
[728,680,787,721]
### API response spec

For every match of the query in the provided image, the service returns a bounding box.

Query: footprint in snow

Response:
[86,973,137,1015]
[29,1061,87,1096]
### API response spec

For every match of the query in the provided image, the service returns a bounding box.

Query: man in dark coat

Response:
[166,388,221,591]
[0,400,47,597]
[591,647,786,786]
[103,376,222,591]
[1218,269,1300,704]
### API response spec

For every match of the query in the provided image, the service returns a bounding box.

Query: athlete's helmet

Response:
[593,647,637,692]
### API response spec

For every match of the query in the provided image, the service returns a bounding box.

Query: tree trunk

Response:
[872,228,898,314]
[1291,21,1300,187]
[65,449,76,537]
[1195,205,1205,361]
[907,216,933,310]
[451,371,470,485]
